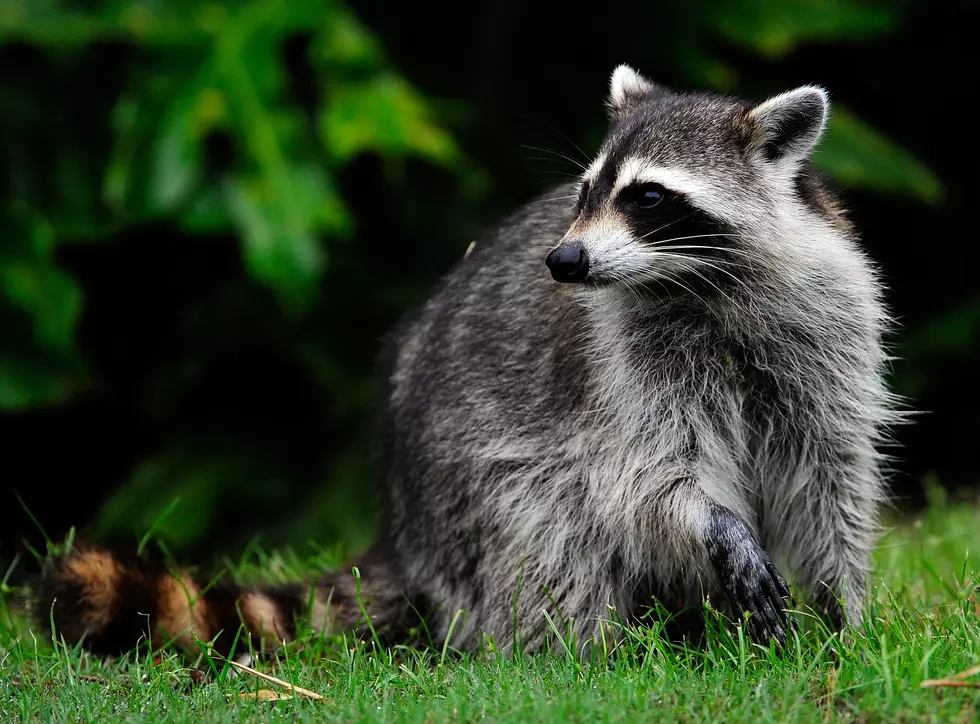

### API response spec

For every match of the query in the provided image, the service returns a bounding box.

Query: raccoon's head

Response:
[546,65,844,291]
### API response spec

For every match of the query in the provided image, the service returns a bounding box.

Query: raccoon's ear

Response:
[746,85,829,168]
[607,64,659,116]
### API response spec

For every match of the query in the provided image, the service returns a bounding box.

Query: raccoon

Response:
[34,65,896,658]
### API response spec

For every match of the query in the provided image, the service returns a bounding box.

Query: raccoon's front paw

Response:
[722,546,793,646]
[705,507,793,645]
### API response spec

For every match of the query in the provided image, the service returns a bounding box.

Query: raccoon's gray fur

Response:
[37,65,896,658]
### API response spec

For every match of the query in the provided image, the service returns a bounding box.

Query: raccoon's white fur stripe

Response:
[582,152,608,183]
[612,158,707,197]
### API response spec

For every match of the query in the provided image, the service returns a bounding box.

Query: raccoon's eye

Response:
[576,180,591,212]
[623,182,668,209]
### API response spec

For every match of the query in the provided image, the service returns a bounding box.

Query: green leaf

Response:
[312,6,383,70]
[211,12,349,311]
[0,260,82,351]
[712,0,897,58]
[0,206,82,352]
[815,104,943,204]
[223,167,343,313]
[321,73,460,166]
[104,64,226,219]
[0,206,85,410]
[149,84,225,211]
[177,179,233,233]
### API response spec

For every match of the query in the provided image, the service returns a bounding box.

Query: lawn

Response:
[3,488,980,723]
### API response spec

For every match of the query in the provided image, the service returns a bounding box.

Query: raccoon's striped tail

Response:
[33,542,413,658]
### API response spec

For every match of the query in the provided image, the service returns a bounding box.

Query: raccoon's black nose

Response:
[546,242,589,283]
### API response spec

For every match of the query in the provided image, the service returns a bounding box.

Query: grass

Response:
[3,489,980,722]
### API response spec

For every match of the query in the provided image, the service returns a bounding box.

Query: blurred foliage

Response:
[712,0,897,57]
[1,0,478,554]
[3,0,464,321]
[0,203,83,409]
[0,0,966,559]
[892,297,980,399]
[815,105,943,205]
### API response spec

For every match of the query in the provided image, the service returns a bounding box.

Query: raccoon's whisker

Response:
[666,250,751,270]
[647,233,739,246]
[521,145,588,171]
[526,156,580,165]
[609,256,685,305]
[590,263,648,308]
[651,244,716,252]
[652,245,756,260]
[524,194,578,206]
[671,259,740,308]
[554,131,592,169]
[526,159,588,176]
[668,276,712,310]
[647,276,681,304]
[637,210,700,240]
[660,254,739,308]
[653,266,713,309]
[529,170,587,181]
[517,114,593,166]
[653,246,761,271]
[617,272,650,308]
[665,253,751,289]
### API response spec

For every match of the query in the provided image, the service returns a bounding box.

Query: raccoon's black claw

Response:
[737,555,793,646]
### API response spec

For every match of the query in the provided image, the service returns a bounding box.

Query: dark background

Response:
[1,0,977,576]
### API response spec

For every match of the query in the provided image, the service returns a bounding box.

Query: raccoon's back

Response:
[386,184,588,443]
